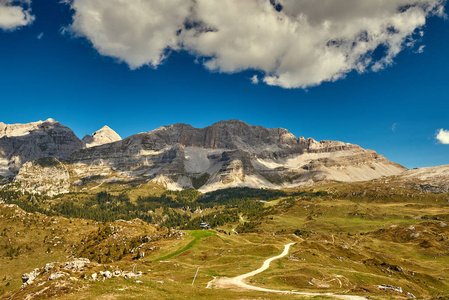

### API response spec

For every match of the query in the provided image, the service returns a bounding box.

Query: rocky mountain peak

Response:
[44,118,57,123]
[0,119,83,176]
[82,126,122,148]
[0,118,63,138]
[196,119,299,149]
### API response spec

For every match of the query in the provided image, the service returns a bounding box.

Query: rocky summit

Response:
[82,125,122,148]
[4,119,406,195]
[0,119,83,177]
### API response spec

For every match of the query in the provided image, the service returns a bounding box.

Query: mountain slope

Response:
[390,164,449,193]
[64,120,405,192]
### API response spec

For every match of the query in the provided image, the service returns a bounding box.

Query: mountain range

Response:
[1,118,445,196]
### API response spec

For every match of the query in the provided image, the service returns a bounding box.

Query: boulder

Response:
[48,272,67,281]
[103,271,112,279]
[123,272,134,279]
[44,262,55,273]
[63,258,90,271]
[113,270,121,277]
[21,268,40,286]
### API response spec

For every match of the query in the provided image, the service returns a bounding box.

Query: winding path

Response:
[209,243,368,300]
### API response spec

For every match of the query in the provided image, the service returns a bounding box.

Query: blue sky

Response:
[0,0,448,168]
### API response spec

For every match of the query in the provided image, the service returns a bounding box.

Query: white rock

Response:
[103,271,112,279]
[83,126,122,148]
[64,258,90,271]
[21,268,41,286]
[410,232,420,239]
[379,284,403,293]
[48,272,67,280]
[44,263,55,272]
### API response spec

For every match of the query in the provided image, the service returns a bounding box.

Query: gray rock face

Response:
[3,119,408,193]
[65,120,406,192]
[14,157,70,196]
[0,119,83,176]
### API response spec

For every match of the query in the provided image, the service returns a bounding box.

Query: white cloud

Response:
[436,128,449,144]
[66,0,193,69]
[65,0,446,88]
[251,75,259,85]
[0,0,34,31]
[417,45,426,53]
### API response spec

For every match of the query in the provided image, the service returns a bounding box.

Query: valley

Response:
[2,0,448,297]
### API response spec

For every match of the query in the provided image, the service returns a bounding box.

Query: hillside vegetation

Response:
[0,180,448,299]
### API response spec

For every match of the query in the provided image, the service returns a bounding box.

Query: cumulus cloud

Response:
[65,0,446,88]
[0,0,34,31]
[436,128,449,144]
[65,0,192,69]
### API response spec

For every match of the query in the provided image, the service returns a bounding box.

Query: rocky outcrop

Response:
[391,164,449,193]
[22,268,41,286]
[82,125,121,148]
[21,258,90,287]
[0,119,83,176]
[14,157,70,196]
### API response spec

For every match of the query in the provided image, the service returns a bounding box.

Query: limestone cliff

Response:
[1,119,409,194]
[0,119,83,176]
[14,158,70,196]
[65,120,406,192]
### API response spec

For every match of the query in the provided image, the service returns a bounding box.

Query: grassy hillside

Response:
[0,204,97,295]
[0,180,448,299]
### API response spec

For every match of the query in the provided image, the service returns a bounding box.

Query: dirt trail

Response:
[208,243,368,300]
